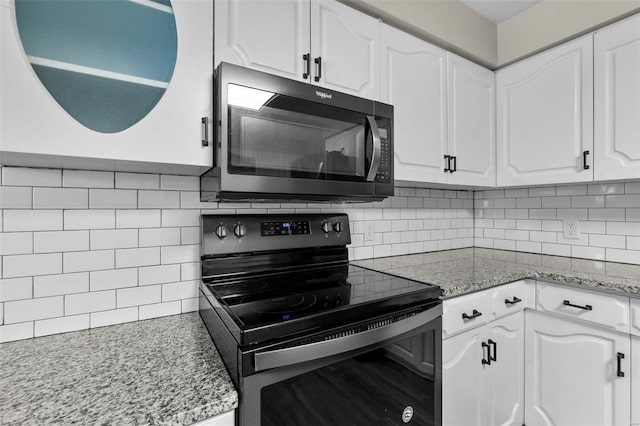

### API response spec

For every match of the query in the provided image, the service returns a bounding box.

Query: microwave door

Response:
[365,115,381,182]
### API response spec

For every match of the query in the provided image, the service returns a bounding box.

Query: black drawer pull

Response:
[302,53,311,79]
[617,352,625,377]
[488,339,497,362]
[583,150,590,170]
[505,296,522,306]
[314,56,322,82]
[481,341,491,365]
[563,300,592,311]
[444,155,450,172]
[462,309,482,320]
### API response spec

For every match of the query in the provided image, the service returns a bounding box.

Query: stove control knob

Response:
[234,224,247,238]
[215,224,228,239]
[333,222,342,233]
[321,222,331,233]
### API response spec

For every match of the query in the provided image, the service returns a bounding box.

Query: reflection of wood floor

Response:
[261,349,435,426]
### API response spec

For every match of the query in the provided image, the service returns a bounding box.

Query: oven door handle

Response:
[253,305,441,372]
[365,115,381,182]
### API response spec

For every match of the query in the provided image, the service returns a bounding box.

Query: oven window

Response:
[227,85,371,181]
[260,330,438,426]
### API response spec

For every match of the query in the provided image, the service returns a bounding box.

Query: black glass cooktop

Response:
[205,263,441,345]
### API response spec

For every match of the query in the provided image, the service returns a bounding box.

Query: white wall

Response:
[0,166,473,343]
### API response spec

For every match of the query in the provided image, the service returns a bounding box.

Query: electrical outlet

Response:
[563,219,580,240]
[365,223,375,242]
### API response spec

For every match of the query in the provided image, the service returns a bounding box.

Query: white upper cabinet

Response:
[381,23,447,184]
[0,0,213,174]
[216,0,380,99]
[447,53,496,187]
[594,14,640,181]
[214,0,310,82]
[496,36,594,186]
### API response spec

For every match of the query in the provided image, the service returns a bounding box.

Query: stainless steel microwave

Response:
[201,63,393,202]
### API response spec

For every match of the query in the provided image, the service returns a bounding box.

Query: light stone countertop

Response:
[0,313,237,426]
[352,248,640,299]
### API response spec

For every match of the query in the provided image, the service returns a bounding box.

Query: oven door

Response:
[216,63,393,201]
[239,307,442,426]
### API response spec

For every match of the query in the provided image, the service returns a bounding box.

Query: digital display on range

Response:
[261,220,310,236]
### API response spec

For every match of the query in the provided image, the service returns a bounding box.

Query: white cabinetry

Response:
[594,13,640,181]
[0,0,213,174]
[496,36,594,186]
[215,0,379,99]
[525,310,631,426]
[381,25,495,187]
[632,298,640,425]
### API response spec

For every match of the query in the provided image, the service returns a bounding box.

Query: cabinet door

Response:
[632,336,640,425]
[496,36,593,186]
[594,14,640,181]
[380,24,447,184]
[446,53,496,187]
[486,312,524,426]
[443,327,487,426]
[525,311,631,426]
[214,0,311,82]
[311,0,379,100]
[0,0,212,173]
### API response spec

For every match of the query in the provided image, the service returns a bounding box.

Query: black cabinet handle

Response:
[563,300,592,311]
[617,352,625,377]
[481,341,491,365]
[444,155,450,172]
[488,339,497,362]
[583,150,590,170]
[505,296,522,305]
[314,57,322,82]
[201,117,209,147]
[462,309,482,320]
[302,53,311,79]
[450,156,456,173]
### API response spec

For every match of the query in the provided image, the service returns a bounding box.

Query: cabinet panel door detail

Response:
[311,0,379,99]
[594,14,640,181]
[215,0,310,82]
[487,312,524,426]
[443,327,486,426]
[381,24,447,184]
[632,298,640,337]
[497,36,593,186]
[525,311,631,426]
[447,53,495,187]
[632,336,640,425]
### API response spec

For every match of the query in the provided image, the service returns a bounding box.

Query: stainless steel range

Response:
[199,213,442,426]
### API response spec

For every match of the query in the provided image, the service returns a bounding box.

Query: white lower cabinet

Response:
[632,336,640,425]
[524,310,631,426]
[443,311,524,426]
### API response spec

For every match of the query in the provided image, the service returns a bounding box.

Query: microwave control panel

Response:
[376,128,391,183]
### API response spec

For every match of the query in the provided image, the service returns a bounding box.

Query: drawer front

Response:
[492,280,527,319]
[443,291,491,338]
[536,282,630,333]
[632,298,640,337]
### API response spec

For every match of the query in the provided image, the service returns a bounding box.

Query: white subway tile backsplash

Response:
[606,248,640,264]
[181,298,199,313]
[35,314,89,337]
[115,247,159,268]
[65,290,115,315]
[140,264,181,286]
[117,285,161,308]
[34,273,88,298]
[571,195,605,208]
[589,208,625,222]
[160,244,199,265]
[607,222,640,236]
[138,190,180,209]
[180,227,200,245]
[63,250,113,273]
[4,210,62,232]
[556,185,587,196]
[90,307,138,328]
[628,209,640,222]
[180,263,200,281]
[139,300,181,320]
[572,246,605,261]
[161,209,199,227]
[162,280,198,302]
[90,229,138,250]
[90,268,138,291]
[4,296,63,323]
[0,187,32,209]
[3,253,62,278]
[625,182,640,194]
[588,183,625,195]
[64,210,115,230]
[33,188,88,209]
[0,322,34,343]
[0,277,32,301]
[589,234,625,249]
[139,227,181,247]
[34,230,89,253]
[541,243,571,257]
[2,167,61,187]
[160,175,199,191]
[628,236,640,251]
[542,196,571,208]
[63,170,113,188]
[115,172,159,190]
[0,232,33,255]
[606,195,640,208]
[116,210,161,229]
[89,189,137,209]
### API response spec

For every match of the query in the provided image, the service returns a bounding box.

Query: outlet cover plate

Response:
[365,223,375,242]
[563,219,580,240]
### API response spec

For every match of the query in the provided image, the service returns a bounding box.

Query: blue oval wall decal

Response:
[15,0,178,133]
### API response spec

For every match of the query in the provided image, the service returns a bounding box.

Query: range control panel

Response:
[202,213,351,256]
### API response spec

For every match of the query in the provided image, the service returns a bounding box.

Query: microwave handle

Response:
[365,115,382,181]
